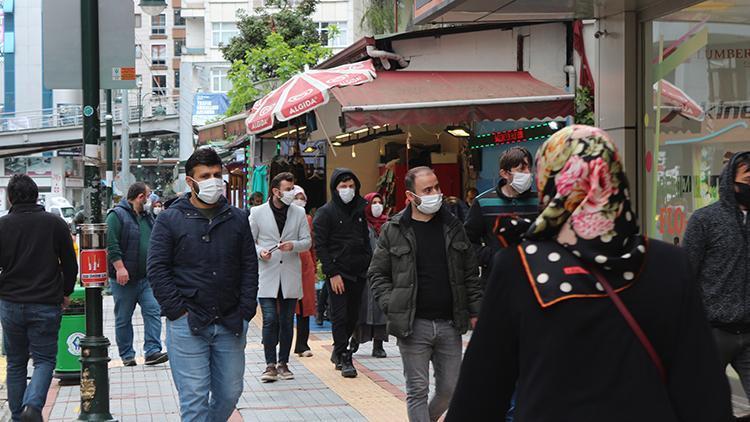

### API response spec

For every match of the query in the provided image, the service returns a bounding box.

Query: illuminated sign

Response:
[468,121,565,150]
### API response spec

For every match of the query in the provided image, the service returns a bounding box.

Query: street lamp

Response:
[138,0,167,16]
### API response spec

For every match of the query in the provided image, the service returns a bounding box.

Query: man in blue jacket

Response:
[148,147,258,422]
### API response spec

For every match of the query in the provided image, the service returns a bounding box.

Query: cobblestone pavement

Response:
[0,296,748,421]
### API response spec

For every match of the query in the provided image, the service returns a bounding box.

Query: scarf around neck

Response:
[364,192,387,235]
[520,125,647,308]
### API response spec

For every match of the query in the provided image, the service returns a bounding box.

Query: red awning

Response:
[330,71,574,130]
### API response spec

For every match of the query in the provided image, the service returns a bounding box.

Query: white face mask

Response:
[153,207,163,216]
[279,190,295,206]
[412,193,443,215]
[371,203,384,218]
[510,172,533,193]
[190,177,224,205]
[293,199,307,208]
[338,187,356,204]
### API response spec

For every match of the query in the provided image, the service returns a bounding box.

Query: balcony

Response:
[184,47,206,55]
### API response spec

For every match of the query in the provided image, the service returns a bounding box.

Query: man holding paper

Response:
[249,172,312,383]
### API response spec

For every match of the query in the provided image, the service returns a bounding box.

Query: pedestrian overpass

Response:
[0,96,181,158]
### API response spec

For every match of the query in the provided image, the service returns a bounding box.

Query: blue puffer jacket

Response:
[147,193,258,336]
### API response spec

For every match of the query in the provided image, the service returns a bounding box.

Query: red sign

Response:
[494,128,525,144]
[659,206,687,237]
[80,249,108,287]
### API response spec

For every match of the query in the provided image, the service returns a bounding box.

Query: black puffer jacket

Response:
[683,152,750,325]
[313,168,372,280]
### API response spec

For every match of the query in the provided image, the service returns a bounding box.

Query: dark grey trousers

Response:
[713,328,750,402]
[397,318,462,422]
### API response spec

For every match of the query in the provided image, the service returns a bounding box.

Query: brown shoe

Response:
[277,363,295,380]
[261,364,278,383]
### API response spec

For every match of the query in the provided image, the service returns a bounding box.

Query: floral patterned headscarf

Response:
[519,125,647,308]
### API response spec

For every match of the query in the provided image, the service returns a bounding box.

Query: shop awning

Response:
[330,71,574,131]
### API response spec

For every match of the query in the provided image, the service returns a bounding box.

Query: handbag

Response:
[587,265,667,384]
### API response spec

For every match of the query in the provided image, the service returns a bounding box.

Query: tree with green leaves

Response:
[221,0,333,116]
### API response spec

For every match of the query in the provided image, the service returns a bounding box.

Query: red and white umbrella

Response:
[246,60,377,135]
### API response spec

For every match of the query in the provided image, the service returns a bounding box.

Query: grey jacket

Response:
[683,152,750,325]
[368,206,483,338]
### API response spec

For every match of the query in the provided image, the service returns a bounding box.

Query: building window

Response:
[174,38,185,57]
[173,8,185,27]
[151,14,166,35]
[212,22,238,47]
[135,44,142,59]
[151,45,166,66]
[135,14,142,28]
[152,75,167,96]
[210,68,231,93]
[317,22,348,48]
[174,70,180,89]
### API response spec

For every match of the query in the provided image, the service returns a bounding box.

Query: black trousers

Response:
[294,301,311,354]
[317,284,329,316]
[327,277,365,357]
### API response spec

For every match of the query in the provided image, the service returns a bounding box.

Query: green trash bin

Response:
[54,286,86,382]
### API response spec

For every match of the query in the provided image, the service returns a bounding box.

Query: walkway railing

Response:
[0,95,180,133]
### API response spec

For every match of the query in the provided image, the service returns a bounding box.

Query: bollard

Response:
[77,224,116,421]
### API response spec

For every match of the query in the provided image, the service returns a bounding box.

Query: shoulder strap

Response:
[588,265,667,384]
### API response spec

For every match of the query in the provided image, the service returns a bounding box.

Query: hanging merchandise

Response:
[251,165,269,201]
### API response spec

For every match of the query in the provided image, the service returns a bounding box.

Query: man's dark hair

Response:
[271,172,295,190]
[405,166,434,192]
[467,187,479,195]
[336,175,355,185]
[7,174,38,205]
[127,182,149,201]
[186,147,223,177]
[251,191,264,199]
[499,147,532,172]
[734,152,750,174]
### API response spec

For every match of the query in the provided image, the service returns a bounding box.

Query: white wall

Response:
[390,23,568,88]
[15,0,44,112]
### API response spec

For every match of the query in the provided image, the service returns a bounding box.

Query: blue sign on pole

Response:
[192,93,230,126]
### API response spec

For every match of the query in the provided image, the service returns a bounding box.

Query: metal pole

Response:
[79,1,115,420]
[121,90,131,188]
[138,88,142,181]
[105,90,113,209]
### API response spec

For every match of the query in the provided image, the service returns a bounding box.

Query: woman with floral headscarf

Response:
[291,185,317,358]
[446,126,732,421]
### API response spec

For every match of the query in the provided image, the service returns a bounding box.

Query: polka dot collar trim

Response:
[517,238,648,308]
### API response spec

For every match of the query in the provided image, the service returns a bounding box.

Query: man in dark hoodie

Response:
[464,147,539,289]
[313,168,372,378]
[684,151,750,404]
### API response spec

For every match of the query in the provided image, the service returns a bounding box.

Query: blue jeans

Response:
[259,297,297,364]
[0,300,62,420]
[166,315,248,422]
[110,278,163,360]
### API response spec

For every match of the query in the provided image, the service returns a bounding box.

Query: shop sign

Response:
[80,249,107,287]
[469,121,565,150]
[659,206,686,237]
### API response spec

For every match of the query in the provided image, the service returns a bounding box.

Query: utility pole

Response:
[79,0,115,420]
[121,90,132,188]
[105,90,113,209]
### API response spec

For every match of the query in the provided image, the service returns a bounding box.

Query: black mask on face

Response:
[735,182,750,208]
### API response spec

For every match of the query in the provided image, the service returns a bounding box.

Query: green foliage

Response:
[221,0,321,64]
[360,0,414,35]
[225,32,332,116]
[575,86,595,126]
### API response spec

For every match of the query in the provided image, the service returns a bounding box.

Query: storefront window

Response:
[643,1,750,243]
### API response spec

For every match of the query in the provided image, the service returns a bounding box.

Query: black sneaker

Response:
[315,312,324,326]
[145,352,169,365]
[20,405,42,422]
[372,347,387,358]
[340,352,357,378]
[122,358,137,367]
[330,350,342,370]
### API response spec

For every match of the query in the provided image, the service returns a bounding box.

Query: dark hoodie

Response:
[684,152,750,326]
[313,168,372,280]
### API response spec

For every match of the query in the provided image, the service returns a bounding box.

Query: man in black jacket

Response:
[684,151,750,405]
[0,175,78,422]
[313,168,372,378]
[148,147,258,421]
